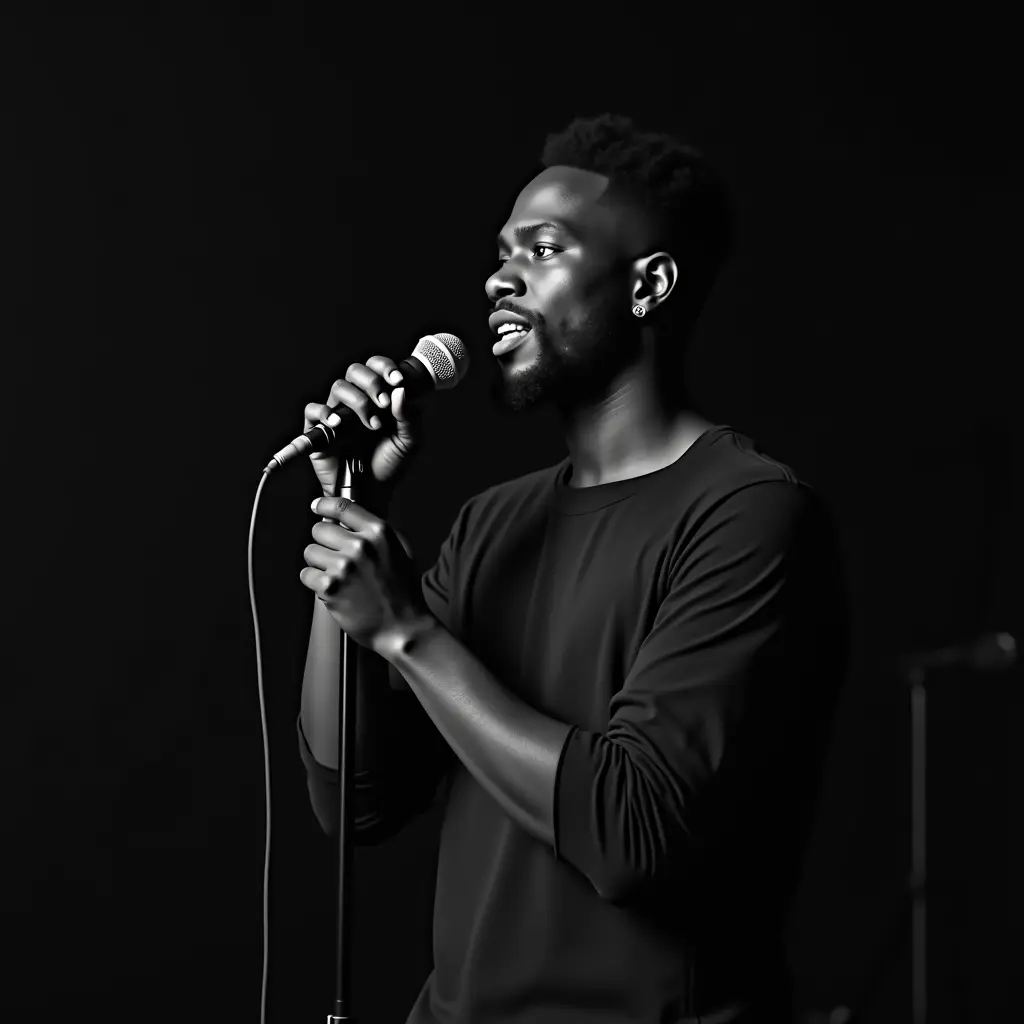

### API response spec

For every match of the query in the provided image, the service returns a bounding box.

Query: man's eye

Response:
[497,244,559,265]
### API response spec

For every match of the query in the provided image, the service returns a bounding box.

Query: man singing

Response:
[296,113,851,1023]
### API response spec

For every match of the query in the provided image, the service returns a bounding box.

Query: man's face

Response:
[483,165,652,416]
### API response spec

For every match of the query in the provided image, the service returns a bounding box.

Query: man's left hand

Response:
[301,496,432,656]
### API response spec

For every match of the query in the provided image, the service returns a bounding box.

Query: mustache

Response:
[493,302,540,329]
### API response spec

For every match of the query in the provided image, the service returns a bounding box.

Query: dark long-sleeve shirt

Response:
[297,423,851,1023]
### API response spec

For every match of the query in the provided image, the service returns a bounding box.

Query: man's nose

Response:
[485,267,518,302]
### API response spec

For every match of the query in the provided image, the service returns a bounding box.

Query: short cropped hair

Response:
[539,113,734,347]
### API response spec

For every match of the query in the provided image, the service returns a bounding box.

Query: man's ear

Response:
[630,250,678,311]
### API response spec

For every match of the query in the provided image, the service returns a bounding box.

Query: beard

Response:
[486,286,644,417]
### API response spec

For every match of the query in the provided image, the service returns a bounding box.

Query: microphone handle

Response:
[265,353,434,472]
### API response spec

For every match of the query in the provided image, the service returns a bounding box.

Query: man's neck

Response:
[566,411,715,489]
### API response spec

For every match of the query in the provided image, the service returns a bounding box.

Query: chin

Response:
[487,365,551,415]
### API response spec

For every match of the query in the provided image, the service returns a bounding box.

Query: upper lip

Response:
[488,310,532,335]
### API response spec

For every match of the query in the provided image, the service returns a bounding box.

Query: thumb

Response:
[391,386,426,428]
[391,386,409,420]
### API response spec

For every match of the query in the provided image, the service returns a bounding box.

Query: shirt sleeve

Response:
[554,481,850,906]
[297,702,453,844]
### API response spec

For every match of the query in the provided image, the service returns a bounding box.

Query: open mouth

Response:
[492,326,533,355]
[497,326,530,342]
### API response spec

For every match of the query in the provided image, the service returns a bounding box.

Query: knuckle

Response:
[366,522,386,542]
[350,537,365,557]
[328,385,367,412]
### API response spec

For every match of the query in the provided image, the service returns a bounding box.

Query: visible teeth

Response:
[498,322,529,334]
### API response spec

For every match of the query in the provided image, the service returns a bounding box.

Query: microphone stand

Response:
[899,631,1015,1024]
[326,453,362,1023]
[831,632,1016,1024]
[905,662,927,1024]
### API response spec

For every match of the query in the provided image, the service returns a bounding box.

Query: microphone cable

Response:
[247,467,274,1024]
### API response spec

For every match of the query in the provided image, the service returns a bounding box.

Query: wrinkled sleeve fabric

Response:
[555,481,849,905]
[296,502,472,843]
[296,698,453,844]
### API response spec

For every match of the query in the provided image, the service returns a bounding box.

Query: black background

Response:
[3,11,1019,1022]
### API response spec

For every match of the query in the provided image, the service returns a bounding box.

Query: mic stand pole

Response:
[327,454,362,1023]
[906,663,927,1024]
[845,632,1014,1024]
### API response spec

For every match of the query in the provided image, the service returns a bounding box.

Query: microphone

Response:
[264,331,469,474]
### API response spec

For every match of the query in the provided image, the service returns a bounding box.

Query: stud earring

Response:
[631,304,646,317]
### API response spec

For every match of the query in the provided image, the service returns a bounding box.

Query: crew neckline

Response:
[551,423,734,515]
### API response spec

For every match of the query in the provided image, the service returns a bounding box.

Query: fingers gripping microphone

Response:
[265,332,469,474]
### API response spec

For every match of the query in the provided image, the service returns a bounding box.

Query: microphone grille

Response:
[414,332,470,390]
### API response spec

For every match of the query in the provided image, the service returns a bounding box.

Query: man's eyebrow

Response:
[495,220,578,248]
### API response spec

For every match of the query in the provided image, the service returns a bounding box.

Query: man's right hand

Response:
[303,355,432,500]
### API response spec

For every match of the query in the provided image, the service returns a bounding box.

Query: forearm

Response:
[303,595,400,771]
[300,500,398,772]
[379,618,574,850]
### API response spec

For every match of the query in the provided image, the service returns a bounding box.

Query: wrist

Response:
[372,611,442,663]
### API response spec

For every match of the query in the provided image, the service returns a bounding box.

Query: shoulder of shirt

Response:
[700,428,835,535]
[707,426,802,486]
[680,427,830,540]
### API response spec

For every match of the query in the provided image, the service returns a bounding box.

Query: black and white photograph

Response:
[3,11,1018,1023]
